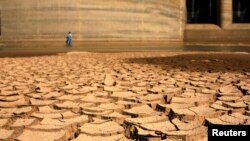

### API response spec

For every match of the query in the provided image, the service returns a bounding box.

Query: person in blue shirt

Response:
[66,32,73,47]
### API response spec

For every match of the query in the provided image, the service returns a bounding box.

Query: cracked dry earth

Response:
[0,52,250,141]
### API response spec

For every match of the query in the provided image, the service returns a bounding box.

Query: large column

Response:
[220,0,232,29]
[180,0,186,41]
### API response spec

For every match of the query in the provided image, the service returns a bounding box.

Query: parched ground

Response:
[0,52,250,141]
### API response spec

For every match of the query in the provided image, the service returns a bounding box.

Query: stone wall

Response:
[0,0,184,41]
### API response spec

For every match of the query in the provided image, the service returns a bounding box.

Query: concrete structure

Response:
[185,0,250,43]
[0,0,249,43]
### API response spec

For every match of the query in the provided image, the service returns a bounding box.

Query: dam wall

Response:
[1,0,250,43]
[0,0,184,41]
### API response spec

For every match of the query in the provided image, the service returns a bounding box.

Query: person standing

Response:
[66,32,73,47]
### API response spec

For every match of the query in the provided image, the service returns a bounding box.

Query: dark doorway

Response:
[186,0,218,24]
[233,0,250,23]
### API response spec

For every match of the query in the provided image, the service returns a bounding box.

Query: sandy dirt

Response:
[0,51,250,141]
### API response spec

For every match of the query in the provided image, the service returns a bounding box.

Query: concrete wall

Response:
[184,0,250,43]
[0,0,184,41]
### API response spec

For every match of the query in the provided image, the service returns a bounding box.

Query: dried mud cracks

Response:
[0,52,250,141]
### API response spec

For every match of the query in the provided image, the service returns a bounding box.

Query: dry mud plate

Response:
[0,52,250,141]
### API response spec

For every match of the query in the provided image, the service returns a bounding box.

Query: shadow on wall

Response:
[125,53,250,73]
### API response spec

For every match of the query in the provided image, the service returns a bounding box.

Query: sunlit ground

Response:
[0,42,250,141]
